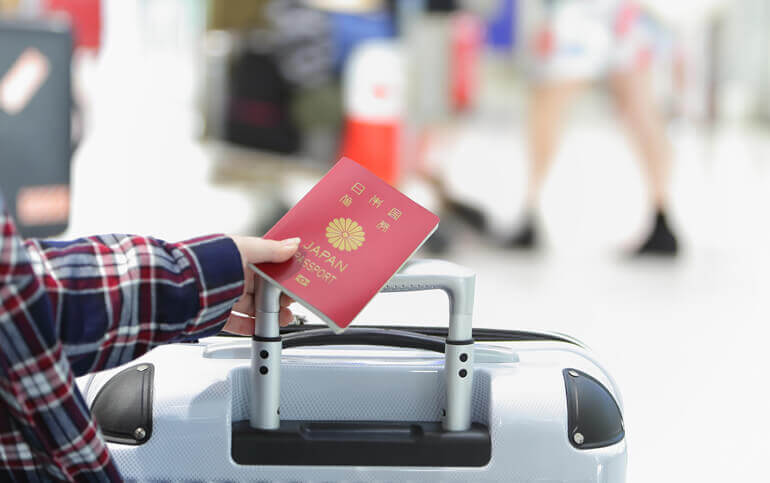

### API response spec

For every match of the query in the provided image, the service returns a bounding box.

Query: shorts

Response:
[526,0,654,82]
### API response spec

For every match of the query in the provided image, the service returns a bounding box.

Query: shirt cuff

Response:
[176,235,244,339]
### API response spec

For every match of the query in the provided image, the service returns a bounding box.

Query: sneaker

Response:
[505,214,537,249]
[445,199,487,233]
[632,210,679,257]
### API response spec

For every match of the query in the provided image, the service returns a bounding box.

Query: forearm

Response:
[23,234,244,376]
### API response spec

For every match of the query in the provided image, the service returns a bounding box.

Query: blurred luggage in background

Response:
[0,19,73,237]
[206,0,343,162]
[226,48,301,154]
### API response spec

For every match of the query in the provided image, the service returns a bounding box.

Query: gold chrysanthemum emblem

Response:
[326,217,365,251]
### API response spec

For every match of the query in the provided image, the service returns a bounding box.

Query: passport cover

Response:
[251,157,440,333]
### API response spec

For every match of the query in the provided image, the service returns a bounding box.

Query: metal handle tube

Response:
[444,342,474,431]
[382,259,476,432]
[248,278,282,430]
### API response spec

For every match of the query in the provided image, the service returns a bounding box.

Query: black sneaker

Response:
[632,210,679,257]
[505,214,537,249]
[445,199,487,233]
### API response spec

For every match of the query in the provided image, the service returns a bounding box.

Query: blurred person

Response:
[509,0,678,256]
[0,193,298,481]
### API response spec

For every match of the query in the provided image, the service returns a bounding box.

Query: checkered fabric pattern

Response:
[0,195,244,482]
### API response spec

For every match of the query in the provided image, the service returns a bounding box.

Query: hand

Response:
[224,235,300,335]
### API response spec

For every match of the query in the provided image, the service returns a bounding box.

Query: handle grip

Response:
[283,328,445,353]
[382,259,476,342]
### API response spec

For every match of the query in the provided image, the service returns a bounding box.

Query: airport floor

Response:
[68,118,770,482]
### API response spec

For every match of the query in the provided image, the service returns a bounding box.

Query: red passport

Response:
[252,158,439,333]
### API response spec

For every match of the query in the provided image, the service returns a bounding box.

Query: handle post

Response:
[248,277,282,430]
[382,259,476,432]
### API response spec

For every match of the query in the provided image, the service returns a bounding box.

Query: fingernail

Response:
[281,237,300,247]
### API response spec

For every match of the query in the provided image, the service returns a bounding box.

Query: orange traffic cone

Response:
[339,41,404,185]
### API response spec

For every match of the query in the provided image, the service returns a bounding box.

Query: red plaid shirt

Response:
[0,198,244,481]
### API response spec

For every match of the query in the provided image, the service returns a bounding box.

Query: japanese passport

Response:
[251,157,439,333]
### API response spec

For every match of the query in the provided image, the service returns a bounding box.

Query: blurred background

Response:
[1,0,769,481]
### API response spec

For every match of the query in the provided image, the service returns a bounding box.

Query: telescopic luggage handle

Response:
[248,259,476,433]
[381,259,475,432]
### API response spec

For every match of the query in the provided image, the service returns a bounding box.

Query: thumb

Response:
[234,236,301,265]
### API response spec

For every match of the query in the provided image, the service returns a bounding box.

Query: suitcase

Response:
[77,260,627,482]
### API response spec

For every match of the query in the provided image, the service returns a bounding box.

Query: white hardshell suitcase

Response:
[77,260,627,482]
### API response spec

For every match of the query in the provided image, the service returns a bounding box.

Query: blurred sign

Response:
[0,47,50,115]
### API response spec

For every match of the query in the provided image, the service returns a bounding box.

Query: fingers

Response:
[231,292,291,318]
[279,307,293,326]
[231,295,254,317]
[243,270,255,295]
[222,313,254,336]
[225,306,294,334]
[233,236,301,265]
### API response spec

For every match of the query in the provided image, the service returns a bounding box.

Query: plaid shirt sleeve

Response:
[1,197,244,481]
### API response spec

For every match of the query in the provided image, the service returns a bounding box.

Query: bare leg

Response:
[507,80,585,248]
[525,80,587,208]
[610,69,678,255]
[610,69,672,208]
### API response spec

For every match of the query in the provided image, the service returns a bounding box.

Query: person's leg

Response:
[610,69,670,208]
[610,69,679,255]
[508,80,585,248]
[526,80,587,206]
